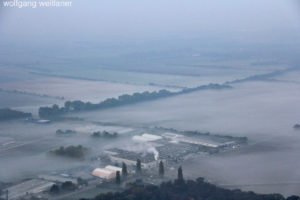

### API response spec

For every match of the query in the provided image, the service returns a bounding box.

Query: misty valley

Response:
[0,58,300,200]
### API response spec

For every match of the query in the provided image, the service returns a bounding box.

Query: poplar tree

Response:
[116,171,121,185]
[177,166,184,183]
[136,159,142,174]
[122,162,128,177]
[159,161,164,177]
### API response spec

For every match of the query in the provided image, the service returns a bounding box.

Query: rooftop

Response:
[105,165,122,173]
[157,142,200,160]
[133,133,162,142]
[106,148,156,163]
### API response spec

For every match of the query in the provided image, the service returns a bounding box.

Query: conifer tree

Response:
[177,166,184,183]
[159,161,164,177]
[136,159,142,174]
[116,171,121,185]
[122,162,128,177]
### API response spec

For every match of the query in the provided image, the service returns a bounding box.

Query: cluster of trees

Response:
[39,104,64,119]
[38,84,231,118]
[49,181,77,195]
[84,168,299,200]
[294,124,300,130]
[50,145,87,159]
[56,129,77,135]
[92,131,118,138]
[0,108,32,121]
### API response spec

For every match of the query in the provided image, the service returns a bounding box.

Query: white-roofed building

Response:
[91,168,115,180]
[142,133,162,140]
[132,135,150,142]
[132,133,162,142]
[105,165,122,174]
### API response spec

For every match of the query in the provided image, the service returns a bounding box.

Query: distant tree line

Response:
[38,84,231,118]
[0,88,64,100]
[157,126,248,144]
[0,108,32,121]
[91,131,118,138]
[81,175,299,200]
[294,124,300,130]
[56,129,77,135]
[50,145,87,159]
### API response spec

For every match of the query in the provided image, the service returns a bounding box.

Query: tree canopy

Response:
[0,108,32,121]
[82,177,296,200]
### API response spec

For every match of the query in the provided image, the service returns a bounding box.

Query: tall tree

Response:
[49,184,60,194]
[177,166,184,183]
[159,161,164,177]
[116,171,121,185]
[122,162,128,177]
[61,181,76,191]
[136,159,142,174]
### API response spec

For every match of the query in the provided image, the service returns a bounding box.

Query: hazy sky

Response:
[0,0,300,44]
